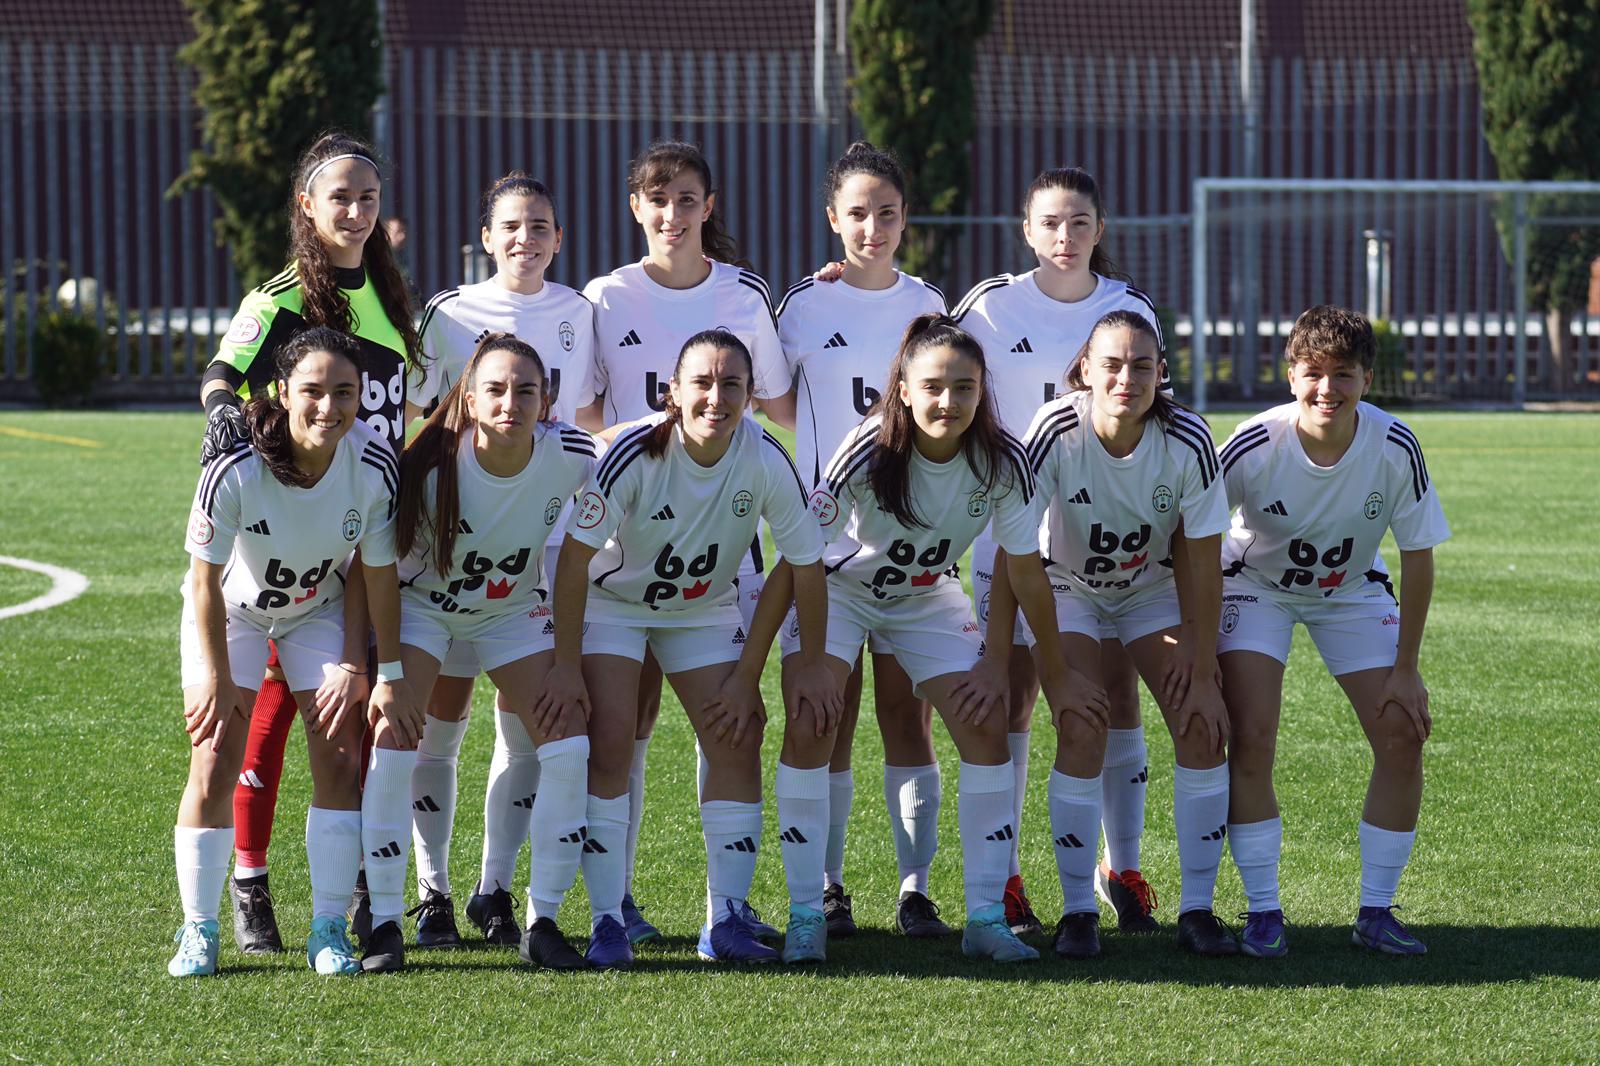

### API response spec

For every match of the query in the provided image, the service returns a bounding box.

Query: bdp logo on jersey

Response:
[1221,603,1240,634]
[545,497,563,525]
[731,490,754,518]
[558,321,575,352]
[342,509,363,542]
[809,489,839,527]
[188,510,215,546]
[1152,485,1174,513]
[576,492,606,529]
[1364,491,1384,520]
[967,489,989,518]
[851,377,880,416]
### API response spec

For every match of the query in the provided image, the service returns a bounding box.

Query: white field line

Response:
[0,556,91,620]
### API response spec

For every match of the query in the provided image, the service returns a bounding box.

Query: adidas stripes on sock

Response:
[1230,816,1284,913]
[1006,732,1030,879]
[580,794,629,931]
[824,769,854,889]
[412,714,468,897]
[306,807,362,921]
[526,736,590,923]
[1173,763,1230,915]
[175,825,234,924]
[1048,771,1102,914]
[624,736,651,895]
[232,676,296,871]
[480,708,539,893]
[1358,820,1416,909]
[776,763,829,913]
[884,762,940,896]
[361,747,418,929]
[1101,726,1148,873]
[701,799,762,925]
[957,760,1016,918]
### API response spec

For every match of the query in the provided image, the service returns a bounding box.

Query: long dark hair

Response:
[867,313,1010,529]
[396,333,548,576]
[628,140,749,269]
[289,131,420,367]
[643,329,754,459]
[1064,310,1186,428]
[244,326,363,488]
[1023,167,1129,283]
[480,170,562,231]
[824,140,907,209]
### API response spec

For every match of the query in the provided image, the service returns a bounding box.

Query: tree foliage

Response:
[848,0,995,284]
[170,0,383,291]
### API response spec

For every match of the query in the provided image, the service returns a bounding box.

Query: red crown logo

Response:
[683,578,712,599]
[487,577,516,599]
[1120,552,1149,571]
[1317,570,1345,589]
[910,570,938,587]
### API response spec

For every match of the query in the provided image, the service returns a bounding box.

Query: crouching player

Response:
[170,327,410,977]
[1217,306,1449,957]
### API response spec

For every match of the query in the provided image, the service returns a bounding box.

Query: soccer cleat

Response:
[230,876,285,954]
[520,917,591,971]
[585,915,634,971]
[306,915,361,975]
[895,891,955,938]
[361,919,406,973]
[1352,905,1427,955]
[407,885,464,949]
[620,893,661,945]
[698,900,780,964]
[1176,909,1240,957]
[167,919,220,977]
[349,870,373,947]
[466,883,522,946]
[961,903,1041,962]
[1052,912,1102,959]
[1004,874,1044,936]
[1096,865,1161,933]
[739,901,781,942]
[781,905,827,964]
[822,883,858,939]
[1239,909,1289,958]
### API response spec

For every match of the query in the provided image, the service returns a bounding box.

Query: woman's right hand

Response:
[184,676,247,751]
[1044,668,1110,732]
[812,260,846,282]
[533,661,591,741]
[368,679,423,748]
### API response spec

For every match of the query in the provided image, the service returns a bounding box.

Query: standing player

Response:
[401,173,600,949]
[169,328,410,977]
[569,141,793,942]
[1005,311,1234,958]
[198,131,418,955]
[357,334,597,972]
[952,167,1168,935]
[774,313,1105,964]
[1217,306,1448,958]
[541,329,831,969]
[774,141,950,938]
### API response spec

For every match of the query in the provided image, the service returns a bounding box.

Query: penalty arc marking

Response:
[0,556,90,621]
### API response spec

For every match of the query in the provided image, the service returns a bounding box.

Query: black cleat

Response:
[520,917,591,971]
[895,891,955,938]
[1004,875,1044,937]
[407,884,464,949]
[361,919,406,973]
[230,875,284,954]
[1053,911,1102,959]
[466,883,522,946]
[1095,866,1161,934]
[349,869,373,947]
[822,883,858,939]
[1176,909,1240,957]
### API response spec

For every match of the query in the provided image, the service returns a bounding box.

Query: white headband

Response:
[302,153,378,197]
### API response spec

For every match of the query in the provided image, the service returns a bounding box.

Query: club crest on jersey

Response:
[188,510,215,546]
[558,321,575,352]
[576,492,606,529]
[545,497,562,526]
[809,489,839,526]
[1152,485,1174,513]
[1364,491,1384,520]
[342,509,363,542]
[967,489,989,518]
[224,314,262,346]
[978,590,991,622]
[1222,603,1240,634]
[731,490,754,518]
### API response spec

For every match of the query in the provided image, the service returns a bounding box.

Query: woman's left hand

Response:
[951,654,1008,725]
[701,672,767,749]
[313,661,369,741]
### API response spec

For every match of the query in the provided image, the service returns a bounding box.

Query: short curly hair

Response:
[1285,305,1375,371]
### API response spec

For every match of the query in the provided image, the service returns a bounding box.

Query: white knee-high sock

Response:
[824,769,854,888]
[1173,763,1230,915]
[957,760,1015,917]
[175,826,234,924]
[580,794,629,930]
[701,799,762,924]
[1358,821,1416,909]
[884,763,941,895]
[1101,726,1148,873]
[1048,771,1102,914]
[525,735,590,922]
[1230,816,1283,913]
[480,708,539,893]
[1006,732,1030,878]
[776,763,829,912]
[625,736,651,894]
[362,747,418,928]
[306,807,362,921]
[412,714,468,896]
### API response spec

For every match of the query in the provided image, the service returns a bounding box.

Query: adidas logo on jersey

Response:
[370,840,403,859]
[1068,488,1092,505]
[244,519,271,535]
[1054,833,1086,849]
[618,329,642,347]
[1262,500,1289,516]
[822,331,848,349]
[732,627,746,645]
[780,827,809,844]
[413,795,441,813]
[724,836,757,853]
[1011,337,1034,353]
[985,823,1015,842]
[650,505,675,521]
[457,519,474,534]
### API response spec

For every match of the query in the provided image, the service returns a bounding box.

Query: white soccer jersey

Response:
[952,270,1165,435]
[568,414,823,620]
[1026,390,1230,602]
[185,419,397,621]
[409,279,597,423]
[577,260,789,424]
[398,421,597,614]
[810,415,1039,602]
[1218,401,1450,600]
[777,272,946,488]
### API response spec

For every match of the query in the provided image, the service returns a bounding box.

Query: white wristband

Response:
[376,660,404,684]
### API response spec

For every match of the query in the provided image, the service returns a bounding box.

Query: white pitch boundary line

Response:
[0,556,90,621]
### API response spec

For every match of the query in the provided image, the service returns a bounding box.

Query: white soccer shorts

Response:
[783,579,982,686]
[1216,575,1401,676]
[400,592,557,674]
[180,595,344,694]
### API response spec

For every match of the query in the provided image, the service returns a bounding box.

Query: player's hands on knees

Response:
[786,658,843,738]
[702,670,767,749]
[527,682,585,740]
[370,678,423,749]
[184,678,246,752]
[199,392,250,466]
[534,662,591,738]
[952,653,1008,726]
[1176,673,1229,759]
[1045,668,1109,732]
[1376,666,1431,743]
[1159,630,1224,710]
[313,661,369,741]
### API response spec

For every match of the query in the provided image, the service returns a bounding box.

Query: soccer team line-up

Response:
[165,131,1443,978]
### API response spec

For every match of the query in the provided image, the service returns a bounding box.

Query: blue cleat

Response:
[1353,905,1426,955]
[620,893,660,945]
[1239,910,1289,958]
[585,915,635,971]
[961,903,1040,962]
[167,919,219,977]
[739,901,781,943]
[781,905,827,964]
[697,900,780,964]
[306,915,361,975]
